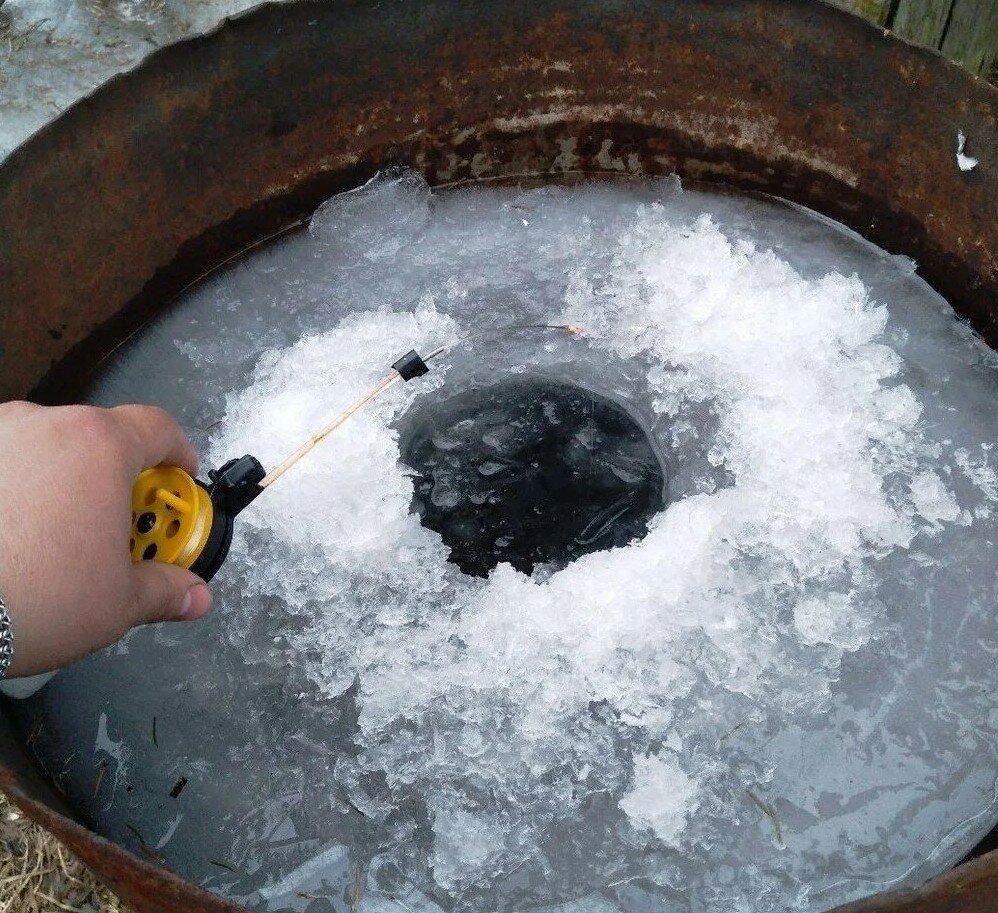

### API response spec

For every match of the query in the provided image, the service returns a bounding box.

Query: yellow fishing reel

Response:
[130,456,265,582]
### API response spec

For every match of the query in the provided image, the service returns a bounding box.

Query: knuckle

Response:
[115,402,168,426]
[60,405,124,455]
[60,403,107,432]
[116,403,183,448]
[0,399,40,421]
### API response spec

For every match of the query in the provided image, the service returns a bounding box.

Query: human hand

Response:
[0,402,213,677]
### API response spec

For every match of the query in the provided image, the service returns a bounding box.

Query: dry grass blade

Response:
[0,790,130,912]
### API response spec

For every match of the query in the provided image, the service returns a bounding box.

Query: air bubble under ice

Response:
[22,171,997,913]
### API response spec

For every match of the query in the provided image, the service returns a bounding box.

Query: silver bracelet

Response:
[0,593,13,679]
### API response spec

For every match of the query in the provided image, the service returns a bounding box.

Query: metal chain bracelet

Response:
[0,593,13,679]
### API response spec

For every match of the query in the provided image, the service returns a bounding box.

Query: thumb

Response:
[130,561,213,626]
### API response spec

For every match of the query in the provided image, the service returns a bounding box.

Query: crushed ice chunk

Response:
[620,753,697,844]
[956,130,979,172]
[309,167,432,258]
[429,801,505,889]
[909,470,961,526]
[955,446,998,500]
[793,593,871,650]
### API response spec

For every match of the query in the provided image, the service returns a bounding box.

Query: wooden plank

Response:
[825,0,895,26]
[940,0,998,75]
[892,0,955,48]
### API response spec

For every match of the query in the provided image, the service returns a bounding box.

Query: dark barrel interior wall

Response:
[0,1,995,911]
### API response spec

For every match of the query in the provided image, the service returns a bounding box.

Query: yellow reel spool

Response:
[130,466,214,569]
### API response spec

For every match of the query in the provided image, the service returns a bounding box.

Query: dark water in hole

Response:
[400,380,666,577]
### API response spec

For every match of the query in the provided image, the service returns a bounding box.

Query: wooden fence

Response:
[829,0,997,77]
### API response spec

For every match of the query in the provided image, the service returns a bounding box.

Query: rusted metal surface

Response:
[0,0,994,909]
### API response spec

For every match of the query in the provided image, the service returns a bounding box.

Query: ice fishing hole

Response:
[400,378,666,577]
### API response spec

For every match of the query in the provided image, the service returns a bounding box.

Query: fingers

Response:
[111,404,199,475]
[129,560,213,627]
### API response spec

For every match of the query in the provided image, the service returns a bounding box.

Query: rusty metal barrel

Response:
[0,1,995,910]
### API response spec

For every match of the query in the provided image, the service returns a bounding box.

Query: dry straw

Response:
[0,791,127,913]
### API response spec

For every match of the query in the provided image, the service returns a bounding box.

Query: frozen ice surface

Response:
[17,173,998,913]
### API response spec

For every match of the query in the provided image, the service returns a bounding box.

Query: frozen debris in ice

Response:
[745,789,784,848]
[256,844,349,902]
